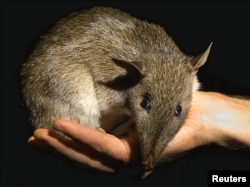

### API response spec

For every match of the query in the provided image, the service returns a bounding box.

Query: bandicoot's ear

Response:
[101,58,144,90]
[112,58,144,76]
[190,43,212,71]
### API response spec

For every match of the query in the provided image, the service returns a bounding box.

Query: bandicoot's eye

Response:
[174,104,182,116]
[141,93,151,110]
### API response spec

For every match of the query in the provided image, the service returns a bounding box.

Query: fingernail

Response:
[27,136,35,143]
[27,139,40,147]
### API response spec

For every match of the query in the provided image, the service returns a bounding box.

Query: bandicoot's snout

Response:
[142,153,155,171]
[140,151,158,179]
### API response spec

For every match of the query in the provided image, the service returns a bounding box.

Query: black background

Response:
[1,1,250,187]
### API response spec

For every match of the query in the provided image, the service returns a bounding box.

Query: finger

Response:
[28,136,46,148]
[32,128,116,172]
[28,136,45,148]
[27,133,63,158]
[53,119,139,163]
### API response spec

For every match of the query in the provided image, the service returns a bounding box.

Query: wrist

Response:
[218,96,250,147]
[195,92,250,148]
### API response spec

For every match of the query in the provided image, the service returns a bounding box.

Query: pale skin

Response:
[28,91,250,175]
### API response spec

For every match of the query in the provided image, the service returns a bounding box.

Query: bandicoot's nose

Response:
[141,169,153,179]
[141,154,155,179]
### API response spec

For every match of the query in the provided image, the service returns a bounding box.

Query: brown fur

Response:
[21,7,211,173]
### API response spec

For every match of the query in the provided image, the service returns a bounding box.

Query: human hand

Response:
[162,91,250,159]
[28,91,250,175]
[28,119,139,173]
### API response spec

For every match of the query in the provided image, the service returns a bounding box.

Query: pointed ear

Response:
[190,43,212,71]
[112,58,144,77]
[100,58,144,90]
